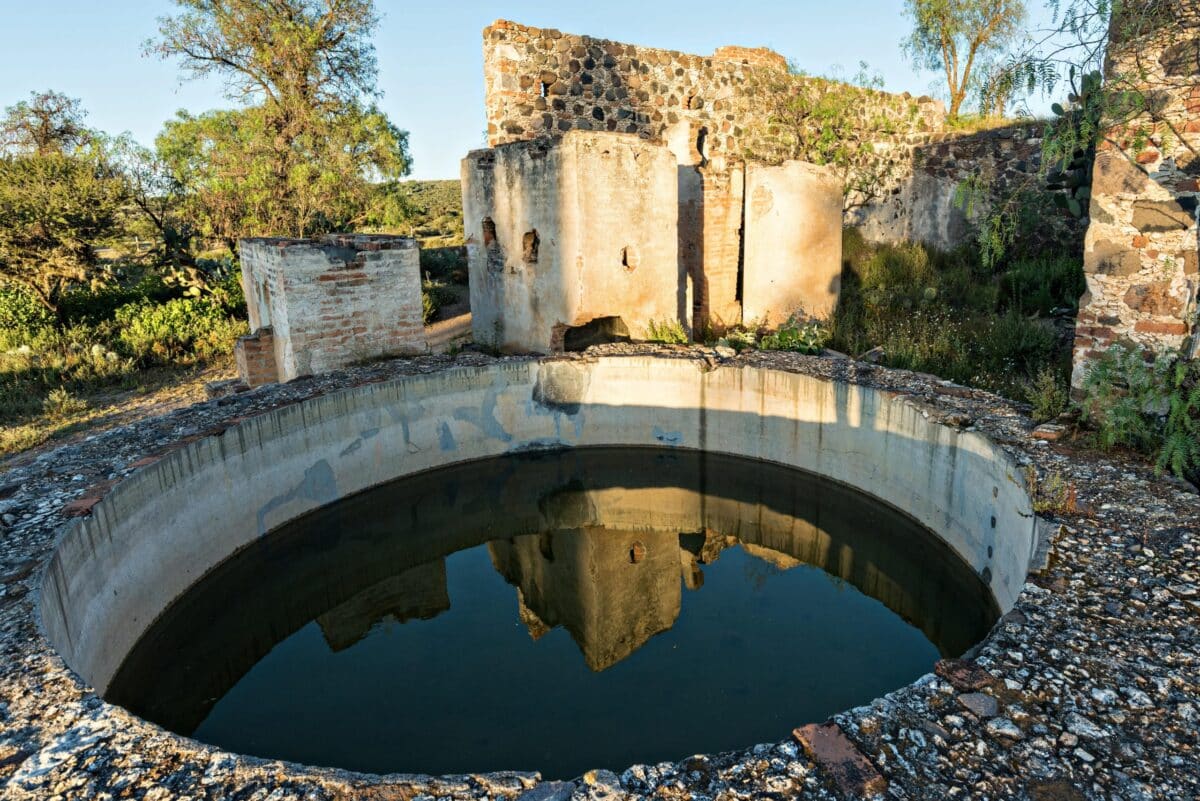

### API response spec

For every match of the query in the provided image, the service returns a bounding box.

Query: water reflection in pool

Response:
[108,447,998,778]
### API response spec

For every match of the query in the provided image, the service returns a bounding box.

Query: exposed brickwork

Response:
[1072,1,1200,385]
[234,328,278,388]
[238,235,425,383]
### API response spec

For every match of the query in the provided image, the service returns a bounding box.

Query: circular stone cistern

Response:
[36,354,1045,788]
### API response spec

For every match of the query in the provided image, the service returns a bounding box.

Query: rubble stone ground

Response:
[0,346,1196,800]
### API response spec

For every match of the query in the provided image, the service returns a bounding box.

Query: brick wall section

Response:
[1072,3,1200,386]
[238,235,425,383]
[234,328,278,388]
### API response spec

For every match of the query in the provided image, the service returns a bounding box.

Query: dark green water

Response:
[107,448,998,779]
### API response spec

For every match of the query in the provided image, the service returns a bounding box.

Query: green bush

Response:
[114,297,245,364]
[1079,345,1200,481]
[646,318,689,344]
[831,229,1073,400]
[421,279,458,324]
[0,284,54,348]
[758,315,830,354]
[716,329,759,352]
[42,387,88,419]
[998,255,1086,317]
[57,272,175,325]
[1023,366,1069,423]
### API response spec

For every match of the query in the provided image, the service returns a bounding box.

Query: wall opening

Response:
[540,81,550,98]
[482,218,504,273]
[562,316,632,351]
[696,127,709,167]
[621,245,640,272]
[523,229,540,264]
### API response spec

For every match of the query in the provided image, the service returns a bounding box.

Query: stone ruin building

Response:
[1071,4,1200,386]
[233,12,1197,387]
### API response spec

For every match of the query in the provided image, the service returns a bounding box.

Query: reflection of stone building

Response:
[487,518,813,672]
[490,528,684,671]
[316,560,450,652]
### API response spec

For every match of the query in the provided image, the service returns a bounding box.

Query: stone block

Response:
[1087,240,1143,276]
[742,160,843,325]
[1123,282,1184,316]
[793,722,887,798]
[462,131,682,353]
[1091,151,1150,196]
[238,235,424,383]
[1132,199,1196,232]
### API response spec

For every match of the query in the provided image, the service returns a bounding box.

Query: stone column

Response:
[742,160,844,326]
[1073,3,1200,386]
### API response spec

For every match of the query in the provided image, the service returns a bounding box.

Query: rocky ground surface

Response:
[0,345,1196,800]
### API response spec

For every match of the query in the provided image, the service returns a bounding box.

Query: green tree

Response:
[0,150,130,316]
[0,93,129,316]
[147,0,411,242]
[903,0,1028,118]
[0,90,91,156]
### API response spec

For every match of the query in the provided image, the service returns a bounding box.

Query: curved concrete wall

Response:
[40,357,1038,693]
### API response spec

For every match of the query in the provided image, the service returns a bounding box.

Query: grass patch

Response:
[1,267,247,459]
[830,228,1081,404]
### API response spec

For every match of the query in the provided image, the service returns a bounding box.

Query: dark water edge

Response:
[108,447,999,779]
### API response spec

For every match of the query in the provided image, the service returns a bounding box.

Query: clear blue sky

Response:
[0,1,1058,180]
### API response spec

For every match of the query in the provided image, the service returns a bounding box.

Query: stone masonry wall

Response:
[1072,3,1200,385]
[238,235,425,384]
[482,19,941,168]
[481,19,1085,261]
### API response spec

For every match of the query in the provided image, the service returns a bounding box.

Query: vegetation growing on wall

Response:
[744,64,928,211]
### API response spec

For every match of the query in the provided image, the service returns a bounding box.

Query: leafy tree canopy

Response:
[0,149,130,315]
[147,0,411,241]
[1,90,93,156]
[156,103,409,245]
[903,0,1028,118]
[147,0,380,112]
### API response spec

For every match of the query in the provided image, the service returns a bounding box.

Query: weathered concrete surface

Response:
[463,131,682,353]
[742,161,844,324]
[42,355,1034,693]
[238,234,425,383]
[2,348,1197,800]
[853,170,971,253]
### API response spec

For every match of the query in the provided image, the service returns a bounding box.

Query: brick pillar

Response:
[237,235,425,382]
[1073,3,1200,386]
[235,328,278,387]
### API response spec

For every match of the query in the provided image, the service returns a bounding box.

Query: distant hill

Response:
[394,180,463,246]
